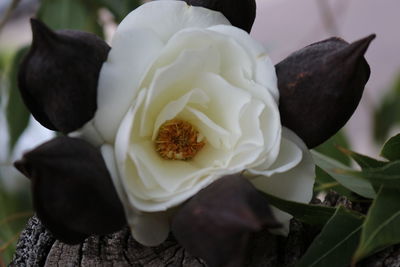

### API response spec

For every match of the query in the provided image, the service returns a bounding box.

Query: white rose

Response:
[79,0,315,246]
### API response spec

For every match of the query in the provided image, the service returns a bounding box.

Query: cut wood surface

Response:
[10,192,400,267]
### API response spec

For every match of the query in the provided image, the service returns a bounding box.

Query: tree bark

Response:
[9,193,400,267]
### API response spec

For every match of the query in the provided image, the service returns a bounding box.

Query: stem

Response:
[0,0,23,34]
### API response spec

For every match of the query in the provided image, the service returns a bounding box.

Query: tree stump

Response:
[9,193,400,267]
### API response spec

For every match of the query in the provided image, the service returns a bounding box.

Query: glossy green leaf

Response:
[314,131,351,166]
[261,191,335,226]
[98,0,141,22]
[348,161,400,190]
[314,167,353,197]
[38,0,102,35]
[353,186,400,263]
[6,47,30,151]
[381,134,400,161]
[313,133,357,196]
[297,206,364,267]
[337,146,388,169]
[312,151,376,199]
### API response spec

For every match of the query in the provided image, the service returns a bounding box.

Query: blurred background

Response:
[0,0,399,265]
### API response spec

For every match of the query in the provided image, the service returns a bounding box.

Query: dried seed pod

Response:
[14,137,125,244]
[276,35,375,148]
[172,174,280,267]
[183,0,256,33]
[18,19,110,133]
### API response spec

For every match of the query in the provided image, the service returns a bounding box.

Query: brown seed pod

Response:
[18,19,110,133]
[276,35,375,148]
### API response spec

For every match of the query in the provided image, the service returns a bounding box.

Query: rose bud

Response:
[14,136,126,244]
[172,174,280,267]
[18,19,110,133]
[276,34,375,148]
[183,0,256,33]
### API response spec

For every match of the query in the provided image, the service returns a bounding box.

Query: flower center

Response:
[155,119,205,160]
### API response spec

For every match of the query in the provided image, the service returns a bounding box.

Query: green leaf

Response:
[381,133,400,161]
[353,186,400,263]
[348,161,400,190]
[261,191,335,226]
[312,151,376,199]
[38,0,102,35]
[6,47,30,151]
[314,167,353,197]
[297,206,364,267]
[337,146,388,169]
[98,0,141,23]
[314,131,351,166]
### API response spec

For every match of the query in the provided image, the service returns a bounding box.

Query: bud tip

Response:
[30,18,56,46]
[14,157,31,179]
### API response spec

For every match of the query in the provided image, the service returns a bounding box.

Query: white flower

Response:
[79,0,315,246]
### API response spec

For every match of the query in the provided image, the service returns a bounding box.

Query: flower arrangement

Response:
[12,0,375,266]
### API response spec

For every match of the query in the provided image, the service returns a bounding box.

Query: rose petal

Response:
[151,88,210,140]
[139,46,221,137]
[209,24,279,102]
[117,1,230,43]
[249,128,315,235]
[101,145,170,246]
[248,135,303,176]
[95,29,164,143]
[95,1,231,143]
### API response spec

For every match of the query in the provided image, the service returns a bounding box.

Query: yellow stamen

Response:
[155,119,205,160]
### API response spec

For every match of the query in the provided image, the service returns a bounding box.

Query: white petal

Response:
[208,25,279,102]
[95,1,230,143]
[248,136,303,176]
[181,107,231,149]
[100,144,128,207]
[129,211,170,247]
[236,99,265,148]
[228,99,266,168]
[117,1,230,43]
[69,119,104,147]
[115,89,147,167]
[139,46,221,137]
[250,93,281,170]
[192,72,252,147]
[249,128,315,235]
[130,141,213,193]
[151,88,210,140]
[100,145,170,246]
[95,29,164,143]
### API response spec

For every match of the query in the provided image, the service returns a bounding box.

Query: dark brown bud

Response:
[172,174,280,267]
[276,34,375,148]
[183,0,256,33]
[18,19,110,133]
[14,137,126,244]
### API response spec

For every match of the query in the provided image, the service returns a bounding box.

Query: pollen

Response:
[155,119,205,160]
